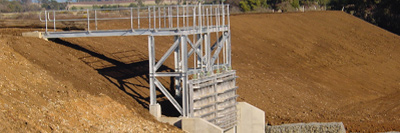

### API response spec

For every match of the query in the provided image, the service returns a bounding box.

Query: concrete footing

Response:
[149,104,161,118]
[237,102,265,133]
[265,122,346,133]
[22,31,43,38]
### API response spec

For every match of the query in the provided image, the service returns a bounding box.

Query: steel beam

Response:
[42,27,229,39]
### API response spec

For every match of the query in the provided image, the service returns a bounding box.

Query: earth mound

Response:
[0,11,399,132]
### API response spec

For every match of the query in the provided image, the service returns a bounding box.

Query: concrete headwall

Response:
[266,122,346,133]
[237,102,265,133]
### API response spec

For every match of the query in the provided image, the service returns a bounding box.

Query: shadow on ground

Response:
[50,38,181,117]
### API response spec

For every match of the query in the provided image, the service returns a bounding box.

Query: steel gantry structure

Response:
[39,4,238,130]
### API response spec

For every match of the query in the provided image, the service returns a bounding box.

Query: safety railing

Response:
[39,4,230,34]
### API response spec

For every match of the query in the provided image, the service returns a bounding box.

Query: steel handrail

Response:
[40,4,230,35]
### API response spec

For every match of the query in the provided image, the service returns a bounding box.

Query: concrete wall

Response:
[266,122,346,133]
[236,102,265,133]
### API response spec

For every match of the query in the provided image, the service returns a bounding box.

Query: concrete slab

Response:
[265,122,346,133]
[236,102,265,133]
[22,31,43,38]
[182,118,223,133]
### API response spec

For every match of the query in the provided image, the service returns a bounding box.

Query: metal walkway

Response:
[40,4,237,131]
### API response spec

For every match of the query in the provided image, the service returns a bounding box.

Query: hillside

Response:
[0,11,399,132]
[0,29,181,132]
[230,11,400,132]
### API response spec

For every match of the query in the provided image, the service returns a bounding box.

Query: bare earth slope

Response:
[0,11,399,132]
[230,11,400,132]
[0,29,181,132]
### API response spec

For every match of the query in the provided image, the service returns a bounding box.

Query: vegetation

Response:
[329,0,400,35]
[0,0,41,12]
[40,0,67,10]
[0,0,67,13]
[239,0,268,12]
[231,0,400,34]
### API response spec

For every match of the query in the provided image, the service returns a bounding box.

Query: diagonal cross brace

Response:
[211,35,224,51]
[187,35,203,58]
[210,35,227,66]
[201,35,227,67]
[154,38,180,71]
[154,78,183,115]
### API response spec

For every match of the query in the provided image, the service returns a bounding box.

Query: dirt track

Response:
[0,11,400,132]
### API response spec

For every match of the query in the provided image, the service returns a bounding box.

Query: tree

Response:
[71,6,77,10]
[155,0,163,5]
[291,0,299,8]
[239,0,268,12]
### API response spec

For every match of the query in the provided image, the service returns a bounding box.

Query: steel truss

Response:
[39,4,237,130]
[148,28,232,115]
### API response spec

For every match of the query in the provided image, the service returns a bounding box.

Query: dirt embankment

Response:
[0,11,399,132]
[0,29,181,132]
[230,11,400,132]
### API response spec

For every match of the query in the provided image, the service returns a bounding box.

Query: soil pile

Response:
[230,11,400,132]
[0,29,181,132]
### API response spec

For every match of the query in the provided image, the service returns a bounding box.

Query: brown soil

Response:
[230,11,400,132]
[0,28,181,132]
[0,11,399,132]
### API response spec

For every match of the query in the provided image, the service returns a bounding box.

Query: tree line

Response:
[0,0,66,13]
[330,0,400,35]
[229,0,399,35]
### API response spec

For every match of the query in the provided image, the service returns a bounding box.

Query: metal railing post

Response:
[87,9,90,32]
[222,4,225,28]
[148,7,151,30]
[177,5,180,30]
[95,10,98,31]
[138,7,140,29]
[53,10,56,31]
[206,8,209,30]
[183,5,185,30]
[153,6,156,31]
[158,7,161,29]
[163,7,166,28]
[130,8,133,31]
[45,10,48,34]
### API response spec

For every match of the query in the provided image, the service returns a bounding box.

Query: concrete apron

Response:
[156,102,266,133]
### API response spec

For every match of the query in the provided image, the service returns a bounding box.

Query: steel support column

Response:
[148,35,156,105]
[180,35,189,117]
[174,36,182,98]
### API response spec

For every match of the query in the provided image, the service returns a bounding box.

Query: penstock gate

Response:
[39,4,239,131]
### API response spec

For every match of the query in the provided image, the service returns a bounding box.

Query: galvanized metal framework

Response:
[40,4,237,130]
